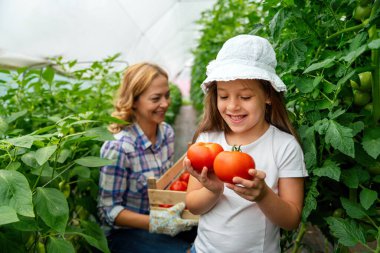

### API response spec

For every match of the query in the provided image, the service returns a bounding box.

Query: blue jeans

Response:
[190,244,197,253]
[107,228,196,253]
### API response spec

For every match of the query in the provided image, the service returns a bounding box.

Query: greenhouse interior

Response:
[0,0,379,252]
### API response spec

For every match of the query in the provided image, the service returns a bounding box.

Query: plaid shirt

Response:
[97,122,175,228]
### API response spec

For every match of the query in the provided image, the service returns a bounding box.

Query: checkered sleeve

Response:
[97,140,129,226]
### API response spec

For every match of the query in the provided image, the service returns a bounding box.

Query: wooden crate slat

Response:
[148,189,186,205]
[155,153,186,189]
[147,148,199,221]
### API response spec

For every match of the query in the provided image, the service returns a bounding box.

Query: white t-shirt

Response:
[193,125,308,253]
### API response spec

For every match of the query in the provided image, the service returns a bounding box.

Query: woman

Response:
[98,62,197,253]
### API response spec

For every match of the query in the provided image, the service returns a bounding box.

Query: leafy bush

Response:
[165,82,183,125]
[191,0,380,252]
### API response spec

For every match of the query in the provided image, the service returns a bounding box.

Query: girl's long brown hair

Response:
[108,62,168,134]
[193,80,300,143]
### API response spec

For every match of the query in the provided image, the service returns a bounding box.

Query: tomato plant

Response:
[169,180,188,191]
[187,142,223,172]
[213,146,255,184]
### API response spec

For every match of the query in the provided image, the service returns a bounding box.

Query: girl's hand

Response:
[183,157,224,194]
[226,168,268,202]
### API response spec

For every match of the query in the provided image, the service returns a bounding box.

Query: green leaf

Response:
[42,67,55,83]
[341,167,369,189]
[47,237,75,253]
[21,151,39,168]
[325,120,354,157]
[269,9,285,41]
[361,127,380,159]
[5,161,21,171]
[71,220,110,253]
[34,187,69,233]
[313,159,340,181]
[302,179,319,221]
[35,145,58,165]
[84,127,115,141]
[341,168,359,188]
[325,217,366,247]
[340,44,367,64]
[359,188,377,210]
[294,77,315,93]
[30,164,57,177]
[0,116,8,134]
[75,156,116,167]
[348,121,364,137]
[6,109,28,123]
[8,216,38,231]
[70,166,91,179]
[5,135,36,148]
[340,197,367,219]
[328,108,346,120]
[368,38,380,49]
[57,149,71,163]
[281,39,307,67]
[303,57,335,73]
[0,206,19,226]
[0,170,34,217]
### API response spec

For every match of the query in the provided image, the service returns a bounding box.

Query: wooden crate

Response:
[148,153,199,220]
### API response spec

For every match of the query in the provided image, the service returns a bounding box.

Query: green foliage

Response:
[192,0,380,251]
[165,82,183,125]
[0,55,182,252]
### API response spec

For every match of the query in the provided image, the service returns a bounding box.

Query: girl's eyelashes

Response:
[217,95,252,100]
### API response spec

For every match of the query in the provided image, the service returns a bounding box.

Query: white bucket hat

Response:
[200,34,287,93]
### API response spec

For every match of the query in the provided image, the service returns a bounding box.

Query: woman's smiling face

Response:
[133,74,170,127]
[216,79,271,143]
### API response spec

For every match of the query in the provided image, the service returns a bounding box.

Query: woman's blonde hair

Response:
[193,80,300,143]
[108,62,168,134]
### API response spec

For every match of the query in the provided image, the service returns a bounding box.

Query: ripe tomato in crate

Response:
[147,153,198,220]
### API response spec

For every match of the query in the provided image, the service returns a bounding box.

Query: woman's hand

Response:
[183,157,224,195]
[226,168,268,202]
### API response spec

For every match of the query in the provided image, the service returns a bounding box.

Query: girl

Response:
[184,35,308,253]
[98,62,197,253]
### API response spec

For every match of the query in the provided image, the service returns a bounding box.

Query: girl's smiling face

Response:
[216,79,271,144]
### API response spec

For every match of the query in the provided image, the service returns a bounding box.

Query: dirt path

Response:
[172,104,198,161]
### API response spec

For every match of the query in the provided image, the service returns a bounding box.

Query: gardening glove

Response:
[149,202,198,236]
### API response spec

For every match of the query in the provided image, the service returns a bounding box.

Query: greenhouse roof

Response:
[0,0,216,95]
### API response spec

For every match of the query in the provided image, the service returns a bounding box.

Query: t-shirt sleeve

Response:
[277,138,308,178]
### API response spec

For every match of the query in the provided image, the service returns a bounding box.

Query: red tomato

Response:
[159,204,173,208]
[213,146,255,184]
[169,180,188,191]
[187,142,224,172]
[179,172,190,183]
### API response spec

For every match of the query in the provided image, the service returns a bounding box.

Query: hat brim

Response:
[201,63,287,93]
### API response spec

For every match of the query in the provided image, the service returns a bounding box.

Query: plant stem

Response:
[370,0,380,123]
[326,23,366,40]
[291,222,307,253]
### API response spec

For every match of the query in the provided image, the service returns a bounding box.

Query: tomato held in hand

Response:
[179,172,190,183]
[187,142,224,172]
[213,146,255,184]
[169,180,188,191]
